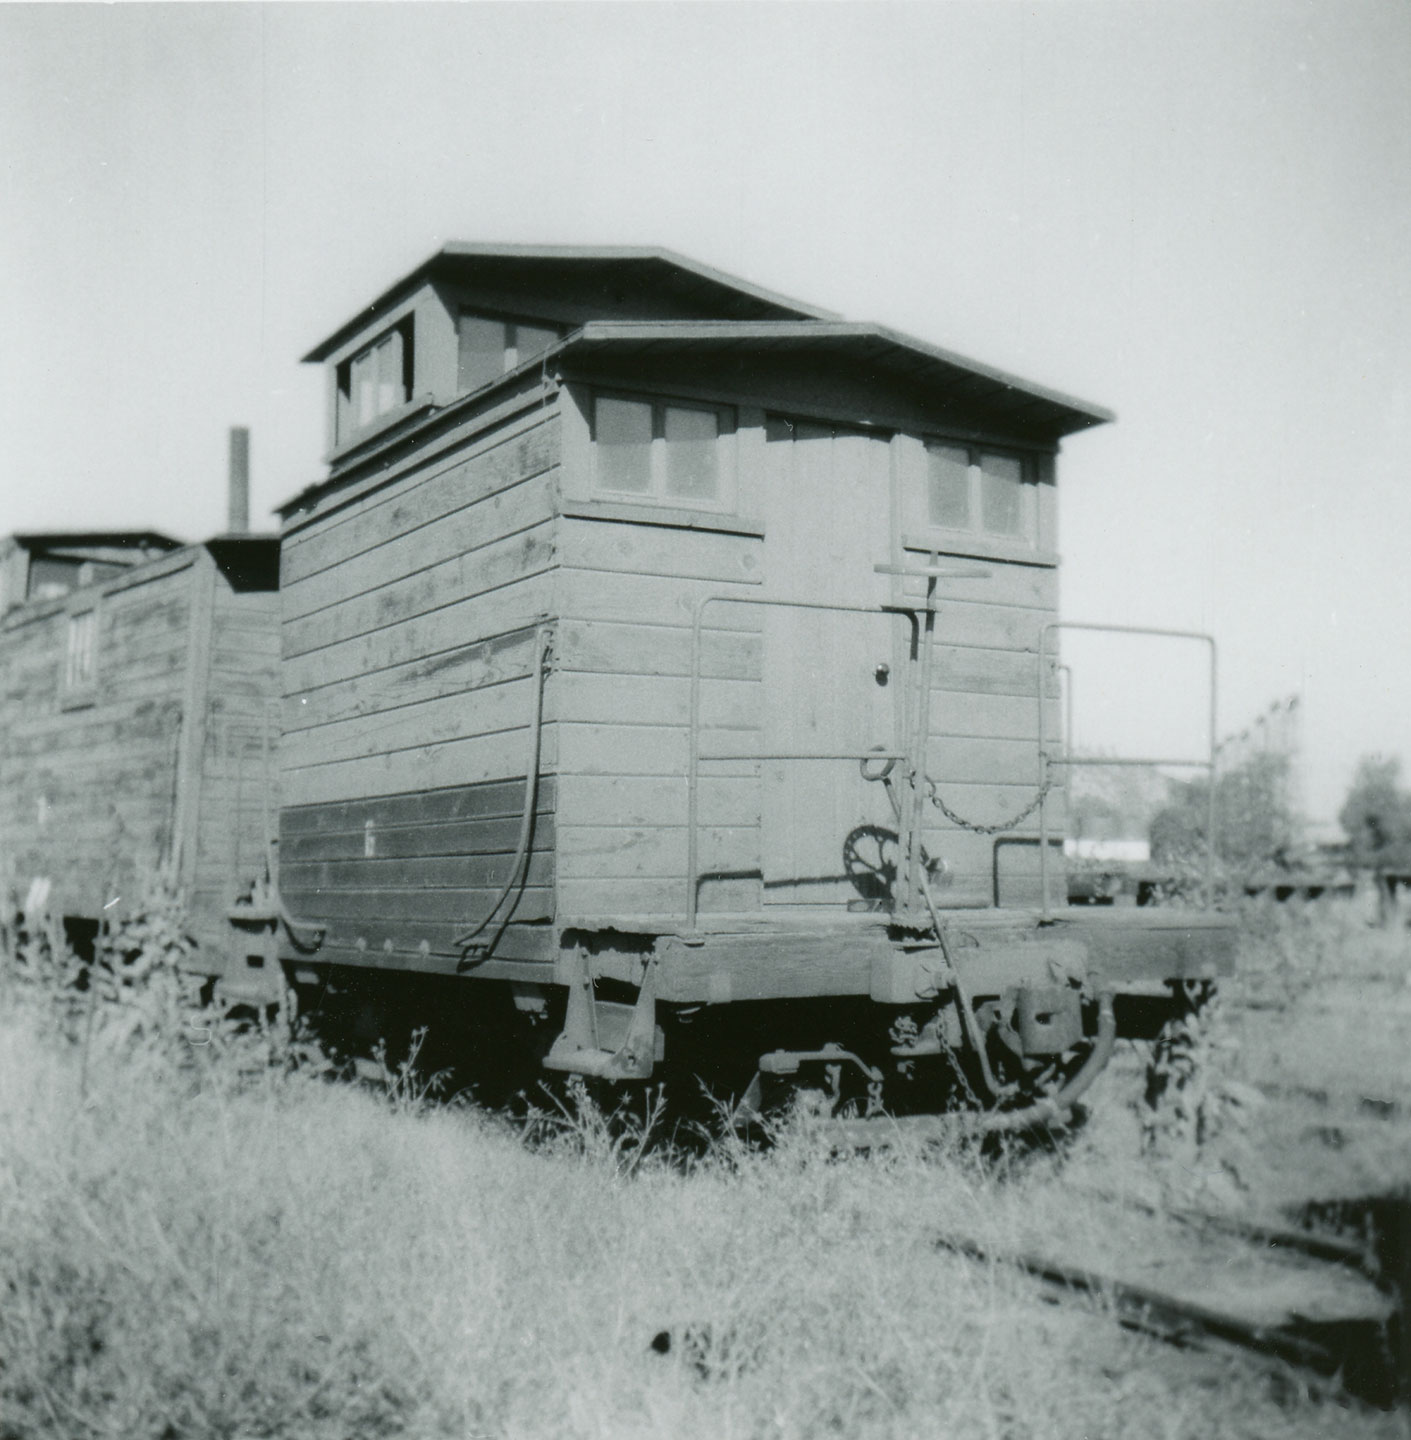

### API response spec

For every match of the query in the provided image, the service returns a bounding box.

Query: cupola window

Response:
[336,317,414,444]
[457,311,561,393]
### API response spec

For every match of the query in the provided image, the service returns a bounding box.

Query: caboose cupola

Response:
[303,243,834,462]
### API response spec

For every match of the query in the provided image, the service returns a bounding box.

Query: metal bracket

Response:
[873,562,991,583]
[757,1042,883,1085]
[543,950,662,1080]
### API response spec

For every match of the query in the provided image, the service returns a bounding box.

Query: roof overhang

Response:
[558,320,1114,442]
[280,317,1112,517]
[7,530,183,553]
[302,244,840,363]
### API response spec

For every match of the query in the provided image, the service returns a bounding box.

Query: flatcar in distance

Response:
[246,245,1234,1120]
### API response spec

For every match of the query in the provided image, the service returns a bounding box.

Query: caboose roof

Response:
[302,243,839,362]
[558,320,1113,441]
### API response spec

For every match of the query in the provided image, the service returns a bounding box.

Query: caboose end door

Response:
[759,417,901,908]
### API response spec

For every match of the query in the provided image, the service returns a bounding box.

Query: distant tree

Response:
[1067,761,1169,844]
[1148,798,1204,868]
[1149,751,1296,882]
[1338,756,1411,923]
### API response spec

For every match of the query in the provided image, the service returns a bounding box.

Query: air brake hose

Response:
[976,990,1117,1135]
[917,864,1117,1121]
[825,991,1118,1147]
[454,624,552,956]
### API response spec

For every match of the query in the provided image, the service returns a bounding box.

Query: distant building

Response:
[1066,838,1151,863]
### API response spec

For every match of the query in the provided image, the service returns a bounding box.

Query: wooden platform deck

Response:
[562,904,1238,1005]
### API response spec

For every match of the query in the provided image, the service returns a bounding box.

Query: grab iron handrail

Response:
[686,561,991,930]
[1036,621,1219,917]
[686,594,924,930]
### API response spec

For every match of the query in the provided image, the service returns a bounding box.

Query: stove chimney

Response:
[227,427,250,534]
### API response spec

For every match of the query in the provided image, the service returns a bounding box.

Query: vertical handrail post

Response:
[895,562,937,924]
[1059,664,1074,769]
[1035,621,1220,917]
[1206,638,1219,910]
[1037,624,1054,919]
[686,599,707,932]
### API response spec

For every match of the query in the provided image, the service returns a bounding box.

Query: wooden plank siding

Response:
[0,559,194,919]
[0,544,284,977]
[553,512,765,920]
[276,403,562,966]
[271,357,1075,958]
[280,413,558,591]
[549,416,1062,923]
[186,578,282,955]
[278,777,557,965]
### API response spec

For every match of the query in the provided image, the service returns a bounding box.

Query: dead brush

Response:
[1234,896,1347,1008]
[1,882,88,1034]
[1140,983,1262,1208]
[3,919,1403,1439]
[2,863,335,1099]
[366,1026,454,1114]
[521,1074,675,1175]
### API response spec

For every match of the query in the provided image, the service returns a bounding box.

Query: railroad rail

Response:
[934,1201,1404,1408]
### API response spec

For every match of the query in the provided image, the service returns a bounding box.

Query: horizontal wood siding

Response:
[277,406,561,963]
[555,515,764,919]
[0,562,195,918]
[279,777,556,964]
[281,418,558,591]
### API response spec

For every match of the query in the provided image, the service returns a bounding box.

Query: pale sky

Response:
[2,1,1408,826]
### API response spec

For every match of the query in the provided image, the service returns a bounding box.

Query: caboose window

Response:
[926,444,971,529]
[922,440,1034,540]
[592,395,729,506]
[457,311,562,393]
[64,609,97,691]
[980,453,1024,535]
[663,405,719,500]
[596,397,653,493]
[336,318,414,443]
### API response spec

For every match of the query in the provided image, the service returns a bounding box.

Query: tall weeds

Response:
[1,887,1401,1438]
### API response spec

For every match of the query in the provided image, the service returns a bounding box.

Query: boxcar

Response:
[267,245,1235,1115]
[0,525,282,992]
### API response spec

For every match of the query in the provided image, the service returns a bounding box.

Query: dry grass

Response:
[2,905,1408,1438]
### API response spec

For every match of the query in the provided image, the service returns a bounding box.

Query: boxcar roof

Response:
[302,244,840,362]
[561,320,1114,440]
[7,530,183,553]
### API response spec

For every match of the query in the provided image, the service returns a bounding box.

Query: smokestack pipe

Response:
[227,427,250,534]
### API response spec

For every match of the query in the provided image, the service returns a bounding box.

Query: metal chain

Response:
[925,773,1054,836]
[859,749,1055,837]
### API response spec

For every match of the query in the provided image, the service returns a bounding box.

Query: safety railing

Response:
[1036,621,1219,917]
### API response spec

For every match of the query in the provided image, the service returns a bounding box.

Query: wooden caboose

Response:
[276,245,1233,1099]
[0,525,282,991]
